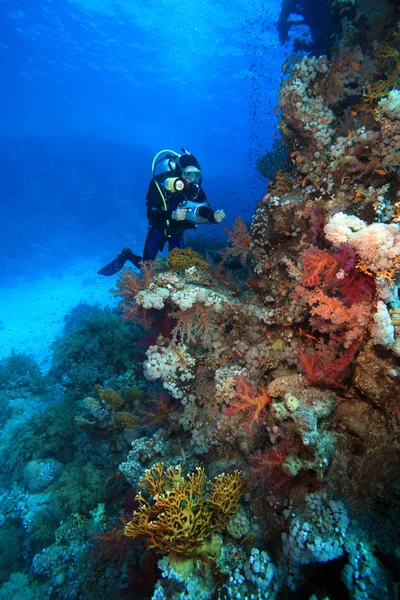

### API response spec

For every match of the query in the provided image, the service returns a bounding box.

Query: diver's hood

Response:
[178,153,201,172]
[152,149,202,184]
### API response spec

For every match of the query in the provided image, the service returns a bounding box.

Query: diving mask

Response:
[182,166,202,184]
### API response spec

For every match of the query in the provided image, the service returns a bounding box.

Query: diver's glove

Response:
[214,209,226,223]
[172,207,187,221]
[97,247,142,276]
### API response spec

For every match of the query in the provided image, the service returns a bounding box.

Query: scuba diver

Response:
[98,148,226,276]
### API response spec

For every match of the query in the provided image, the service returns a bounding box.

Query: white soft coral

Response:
[324,212,400,272]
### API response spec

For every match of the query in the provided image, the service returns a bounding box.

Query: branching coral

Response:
[124,463,246,556]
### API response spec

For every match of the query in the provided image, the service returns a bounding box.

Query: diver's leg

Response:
[143,228,164,261]
[168,233,185,252]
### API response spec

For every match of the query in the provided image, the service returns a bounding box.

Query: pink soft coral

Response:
[302,290,374,347]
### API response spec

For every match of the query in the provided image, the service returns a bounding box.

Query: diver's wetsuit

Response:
[143,178,217,261]
[97,151,218,276]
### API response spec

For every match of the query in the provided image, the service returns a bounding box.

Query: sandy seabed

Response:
[0,259,119,371]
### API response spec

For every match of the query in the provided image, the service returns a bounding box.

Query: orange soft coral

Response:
[124,463,246,556]
[170,301,216,349]
[112,266,155,328]
[300,248,338,287]
[225,376,272,435]
[221,217,251,266]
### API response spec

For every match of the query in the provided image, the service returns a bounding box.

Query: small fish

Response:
[351,62,361,72]
[301,176,308,188]
[351,110,358,117]
[355,187,363,200]
[190,337,197,344]
[180,446,187,467]
[299,328,303,336]
[353,12,362,22]
[273,106,279,115]
[374,169,387,175]
[321,118,329,124]
[234,348,243,357]
[393,158,400,163]
[262,192,272,202]
[296,156,305,163]
[305,333,318,341]
[283,322,292,327]
[203,281,212,285]
[290,151,298,157]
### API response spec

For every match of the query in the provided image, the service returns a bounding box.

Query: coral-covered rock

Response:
[336,400,387,445]
[24,458,64,492]
[353,343,400,411]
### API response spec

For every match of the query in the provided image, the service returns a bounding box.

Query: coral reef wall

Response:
[0,1,399,599]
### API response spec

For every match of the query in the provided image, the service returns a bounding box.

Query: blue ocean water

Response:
[1,0,285,285]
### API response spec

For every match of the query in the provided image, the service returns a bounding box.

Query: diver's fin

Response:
[125,249,143,270]
[97,255,127,276]
[97,248,142,276]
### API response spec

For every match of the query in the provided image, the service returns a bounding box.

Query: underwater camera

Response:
[178,200,211,224]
